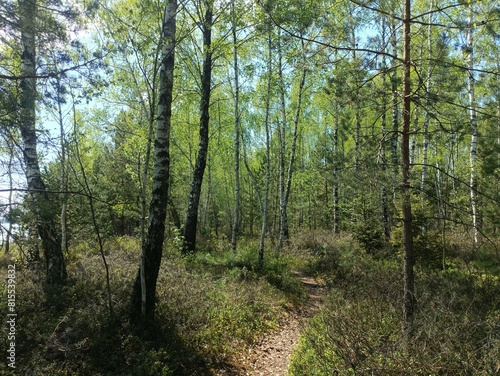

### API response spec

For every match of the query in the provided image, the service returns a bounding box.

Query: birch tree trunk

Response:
[259,32,273,264]
[5,147,14,254]
[333,102,340,235]
[390,18,399,175]
[421,1,433,204]
[231,0,241,252]
[380,101,390,241]
[131,0,177,323]
[402,0,416,326]
[380,19,390,240]
[283,65,306,242]
[351,30,361,169]
[56,77,68,255]
[277,30,288,250]
[183,0,213,253]
[19,0,66,284]
[277,36,306,250]
[467,2,479,247]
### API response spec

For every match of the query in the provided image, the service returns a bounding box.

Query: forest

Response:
[0,0,499,374]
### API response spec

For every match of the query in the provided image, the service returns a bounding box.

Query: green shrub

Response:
[288,248,500,375]
[0,236,293,375]
[352,221,385,253]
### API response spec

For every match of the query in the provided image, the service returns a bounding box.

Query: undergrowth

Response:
[2,230,498,375]
[0,236,300,375]
[288,232,500,375]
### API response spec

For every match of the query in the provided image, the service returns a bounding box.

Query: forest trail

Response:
[215,272,326,376]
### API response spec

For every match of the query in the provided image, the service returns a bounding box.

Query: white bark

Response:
[421,1,433,202]
[259,31,273,264]
[277,29,287,250]
[231,0,241,252]
[19,0,66,283]
[402,0,415,326]
[467,3,479,246]
[133,0,177,322]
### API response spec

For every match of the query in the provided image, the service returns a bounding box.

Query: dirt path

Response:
[215,272,326,376]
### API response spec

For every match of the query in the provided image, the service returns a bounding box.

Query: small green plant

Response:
[288,245,500,375]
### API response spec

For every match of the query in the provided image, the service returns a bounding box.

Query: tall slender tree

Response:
[467,1,479,247]
[18,0,66,284]
[402,0,415,327]
[258,30,273,264]
[420,0,434,206]
[277,32,307,249]
[231,0,241,252]
[380,18,391,240]
[183,0,213,253]
[131,0,177,323]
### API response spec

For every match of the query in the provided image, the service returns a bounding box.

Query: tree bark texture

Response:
[131,0,177,323]
[277,30,288,250]
[333,107,340,235]
[380,48,390,240]
[231,0,241,252]
[183,1,213,253]
[259,32,273,264]
[421,1,434,203]
[402,0,416,326]
[19,0,66,284]
[282,65,306,245]
[467,2,479,246]
[390,18,399,175]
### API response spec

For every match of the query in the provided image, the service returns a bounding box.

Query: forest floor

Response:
[215,272,326,376]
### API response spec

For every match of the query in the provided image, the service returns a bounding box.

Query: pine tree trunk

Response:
[183,1,213,253]
[19,0,66,284]
[131,0,176,323]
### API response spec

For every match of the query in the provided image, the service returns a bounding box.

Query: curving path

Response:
[215,272,326,376]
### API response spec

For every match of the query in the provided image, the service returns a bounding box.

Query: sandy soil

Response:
[215,272,326,376]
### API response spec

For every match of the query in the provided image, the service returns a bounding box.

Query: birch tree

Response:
[402,0,415,326]
[466,1,479,247]
[230,0,241,252]
[183,0,213,253]
[259,31,273,263]
[18,0,67,284]
[131,0,177,323]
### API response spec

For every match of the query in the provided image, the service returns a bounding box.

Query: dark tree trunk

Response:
[19,0,66,284]
[131,0,177,323]
[183,1,213,253]
[282,64,306,246]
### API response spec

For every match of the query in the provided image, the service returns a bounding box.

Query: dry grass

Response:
[0,236,293,375]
